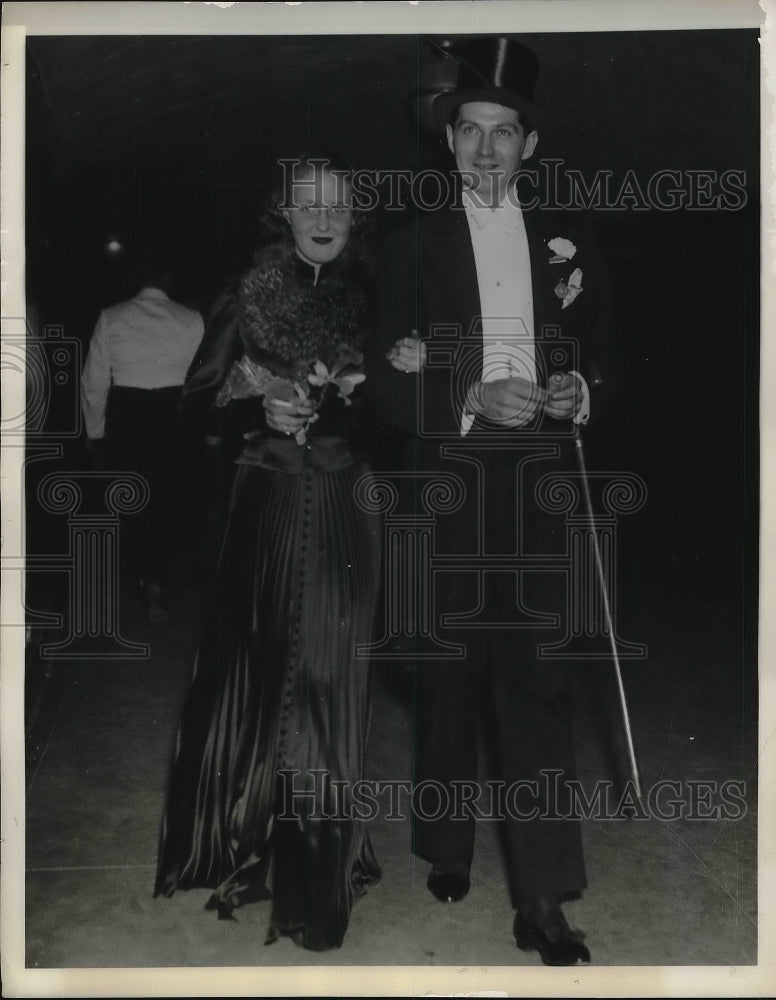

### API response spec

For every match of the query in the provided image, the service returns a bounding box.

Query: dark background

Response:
[19,31,761,968]
[25,30,759,648]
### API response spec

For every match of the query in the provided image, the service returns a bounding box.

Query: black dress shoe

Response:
[513,911,591,966]
[427,866,470,902]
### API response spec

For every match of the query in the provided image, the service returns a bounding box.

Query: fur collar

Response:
[237,241,370,370]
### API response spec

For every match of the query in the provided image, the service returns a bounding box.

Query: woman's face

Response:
[282,168,354,265]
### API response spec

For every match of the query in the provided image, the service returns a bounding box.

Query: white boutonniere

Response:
[547,237,577,264]
[554,267,583,310]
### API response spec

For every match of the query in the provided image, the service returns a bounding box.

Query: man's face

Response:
[282,168,354,266]
[446,101,538,204]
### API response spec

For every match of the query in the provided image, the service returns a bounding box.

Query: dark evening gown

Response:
[154,244,382,952]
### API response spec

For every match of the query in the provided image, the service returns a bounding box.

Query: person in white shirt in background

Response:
[80,256,204,622]
[366,37,619,965]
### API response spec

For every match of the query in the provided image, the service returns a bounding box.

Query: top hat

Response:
[407,43,460,136]
[432,37,548,133]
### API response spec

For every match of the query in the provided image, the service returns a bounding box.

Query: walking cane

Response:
[572,426,644,801]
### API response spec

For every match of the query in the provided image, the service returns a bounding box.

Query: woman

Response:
[154,155,419,951]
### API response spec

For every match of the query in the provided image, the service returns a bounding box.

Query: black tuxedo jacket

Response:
[365,200,619,449]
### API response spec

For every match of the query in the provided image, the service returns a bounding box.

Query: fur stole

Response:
[237,241,371,372]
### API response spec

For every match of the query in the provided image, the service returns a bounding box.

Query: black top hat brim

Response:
[433,88,548,135]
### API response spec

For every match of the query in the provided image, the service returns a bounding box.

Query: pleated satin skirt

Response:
[154,446,382,951]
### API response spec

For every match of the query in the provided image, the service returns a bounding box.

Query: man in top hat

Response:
[366,37,619,964]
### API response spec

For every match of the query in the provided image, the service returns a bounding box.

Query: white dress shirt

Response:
[81,286,204,439]
[461,191,589,435]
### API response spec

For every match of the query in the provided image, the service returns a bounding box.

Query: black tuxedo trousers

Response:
[408,433,587,904]
[366,204,618,904]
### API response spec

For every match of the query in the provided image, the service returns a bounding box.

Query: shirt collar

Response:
[463,189,524,234]
[136,286,170,300]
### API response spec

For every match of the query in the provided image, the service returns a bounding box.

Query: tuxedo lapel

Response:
[522,204,553,335]
[421,202,567,390]
[421,207,484,387]
[422,207,482,336]
[523,204,561,387]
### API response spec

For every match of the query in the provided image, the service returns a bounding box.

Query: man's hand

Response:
[466,377,545,428]
[544,372,582,420]
[387,333,426,373]
[263,395,318,436]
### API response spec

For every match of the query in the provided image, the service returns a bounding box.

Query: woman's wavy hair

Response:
[255,152,376,274]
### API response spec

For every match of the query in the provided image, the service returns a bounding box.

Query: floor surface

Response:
[20,508,758,977]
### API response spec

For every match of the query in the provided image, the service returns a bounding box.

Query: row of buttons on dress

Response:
[277,453,314,768]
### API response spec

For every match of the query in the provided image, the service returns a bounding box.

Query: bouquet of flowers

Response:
[217,344,366,446]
